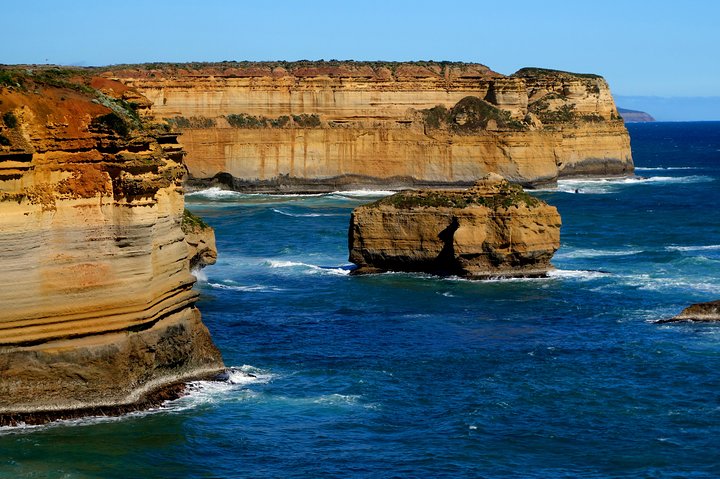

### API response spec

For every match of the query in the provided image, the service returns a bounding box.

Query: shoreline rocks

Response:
[348,174,561,278]
[658,300,720,323]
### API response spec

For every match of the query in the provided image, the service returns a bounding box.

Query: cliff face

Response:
[0,68,224,423]
[349,174,561,278]
[107,62,633,191]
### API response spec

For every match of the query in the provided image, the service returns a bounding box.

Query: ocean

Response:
[1,122,719,478]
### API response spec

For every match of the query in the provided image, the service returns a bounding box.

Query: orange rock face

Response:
[0,68,224,423]
[108,62,633,190]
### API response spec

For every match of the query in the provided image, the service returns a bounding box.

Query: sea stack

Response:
[0,68,224,425]
[348,174,561,278]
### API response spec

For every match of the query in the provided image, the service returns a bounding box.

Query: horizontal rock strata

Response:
[0,68,224,423]
[348,174,561,278]
[107,62,633,191]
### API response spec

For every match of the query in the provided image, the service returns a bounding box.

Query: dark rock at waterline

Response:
[657,300,720,323]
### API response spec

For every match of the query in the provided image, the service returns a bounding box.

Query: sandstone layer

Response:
[106,62,633,191]
[348,174,561,278]
[658,300,720,323]
[0,68,224,424]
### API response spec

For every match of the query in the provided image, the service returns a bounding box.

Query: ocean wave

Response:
[186,187,245,199]
[599,273,720,295]
[634,167,699,171]
[265,259,354,276]
[208,282,285,293]
[169,365,274,411]
[192,268,208,283]
[666,245,720,252]
[546,175,714,194]
[330,189,396,198]
[554,247,643,259]
[271,208,345,218]
[546,269,611,280]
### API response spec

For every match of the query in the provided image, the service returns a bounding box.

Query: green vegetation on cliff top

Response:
[513,67,602,80]
[372,182,541,210]
[182,208,210,233]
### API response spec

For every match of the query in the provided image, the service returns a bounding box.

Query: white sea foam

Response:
[170,366,274,411]
[186,187,244,199]
[330,189,396,198]
[192,268,208,283]
[666,245,720,252]
[542,175,714,194]
[546,269,611,280]
[266,259,354,276]
[271,208,345,218]
[602,273,720,295]
[635,166,699,171]
[208,282,285,293]
[311,394,361,406]
[554,247,643,259]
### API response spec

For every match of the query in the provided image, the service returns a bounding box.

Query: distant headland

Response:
[617,107,655,123]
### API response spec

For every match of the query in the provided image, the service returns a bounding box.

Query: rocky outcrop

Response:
[658,300,720,323]
[106,62,633,191]
[0,67,224,424]
[348,174,561,278]
[183,208,218,270]
[617,107,655,123]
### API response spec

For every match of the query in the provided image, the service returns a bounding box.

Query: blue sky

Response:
[2,0,719,116]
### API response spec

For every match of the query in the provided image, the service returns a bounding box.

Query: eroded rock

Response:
[658,300,720,323]
[348,174,561,278]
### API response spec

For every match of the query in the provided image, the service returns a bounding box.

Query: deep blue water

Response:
[2,122,720,478]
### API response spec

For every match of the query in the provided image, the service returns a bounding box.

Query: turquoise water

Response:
[1,122,719,478]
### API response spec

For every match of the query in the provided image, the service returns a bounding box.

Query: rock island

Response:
[349,174,561,278]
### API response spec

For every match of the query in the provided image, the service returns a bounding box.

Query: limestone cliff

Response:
[0,67,224,424]
[106,62,633,191]
[348,174,561,278]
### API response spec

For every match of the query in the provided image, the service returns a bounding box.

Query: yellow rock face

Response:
[348,176,561,278]
[0,70,224,421]
[109,62,633,190]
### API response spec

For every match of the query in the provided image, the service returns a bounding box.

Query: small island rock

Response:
[658,300,720,323]
[348,174,561,278]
